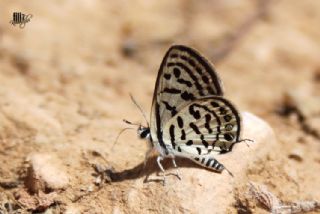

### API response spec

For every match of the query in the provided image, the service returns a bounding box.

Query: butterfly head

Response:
[138,125,151,140]
[123,119,151,140]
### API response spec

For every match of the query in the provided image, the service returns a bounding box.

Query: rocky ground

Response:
[0,0,319,213]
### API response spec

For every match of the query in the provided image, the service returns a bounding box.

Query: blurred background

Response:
[0,0,319,213]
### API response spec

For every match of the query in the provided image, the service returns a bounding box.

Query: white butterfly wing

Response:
[150,45,224,154]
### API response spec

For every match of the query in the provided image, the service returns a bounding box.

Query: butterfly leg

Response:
[156,156,166,185]
[143,147,154,168]
[170,156,182,180]
[192,156,233,177]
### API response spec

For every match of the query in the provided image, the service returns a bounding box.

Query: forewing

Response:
[162,96,241,155]
[150,45,224,148]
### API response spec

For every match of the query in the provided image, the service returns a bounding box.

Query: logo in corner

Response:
[9,12,33,29]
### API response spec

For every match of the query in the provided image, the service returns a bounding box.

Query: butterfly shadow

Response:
[106,156,221,184]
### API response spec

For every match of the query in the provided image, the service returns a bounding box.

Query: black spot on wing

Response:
[202,139,209,148]
[220,146,228,153]
[173,67,181,78]
[177,78,192,87]
[224,133,234,141]
[189,122,201,134]
[169,125,176,148]
[219,107,227,115]
[224,115,232,122]
[201,158,205,164]
[177,116,184,128]
[181,91,195,101]
[169,125,175,140]
[186,140,193,145]
[212,141,216,147]
[181,129,186,140]
[180,55,188,61]
[196,67,202,75]
[202,75,209,83]
[204,114,213,133]
[188,58,196,67]
[196,147,202,155]
[163,88,181,94]
[164,73,171,80]
[211,101,219,108]
[189,105,201,119]
[162,101,177,117]
[170,53,178,58]
[200,134,209,147]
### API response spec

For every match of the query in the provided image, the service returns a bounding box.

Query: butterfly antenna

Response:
[129,94,149,127]
[123,119,140,126]
[111,127,134,151]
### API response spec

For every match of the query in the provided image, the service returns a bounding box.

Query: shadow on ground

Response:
[108,156,223,183]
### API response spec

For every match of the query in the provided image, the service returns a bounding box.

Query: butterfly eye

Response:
[138,127,150,139]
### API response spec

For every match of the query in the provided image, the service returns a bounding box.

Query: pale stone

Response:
[25,153,69,193]
[123,112,276,213]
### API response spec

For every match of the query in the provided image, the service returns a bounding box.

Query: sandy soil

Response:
[0,0,319,213]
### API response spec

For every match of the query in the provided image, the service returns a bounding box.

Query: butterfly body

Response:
[136,45,244,180]
[137,126,167,157]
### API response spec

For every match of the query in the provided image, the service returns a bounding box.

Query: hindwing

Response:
[162,96,241,155]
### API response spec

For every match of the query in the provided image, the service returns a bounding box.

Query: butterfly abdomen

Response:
[193,156,224,172]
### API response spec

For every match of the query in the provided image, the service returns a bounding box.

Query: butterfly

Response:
[129,45,247,183]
